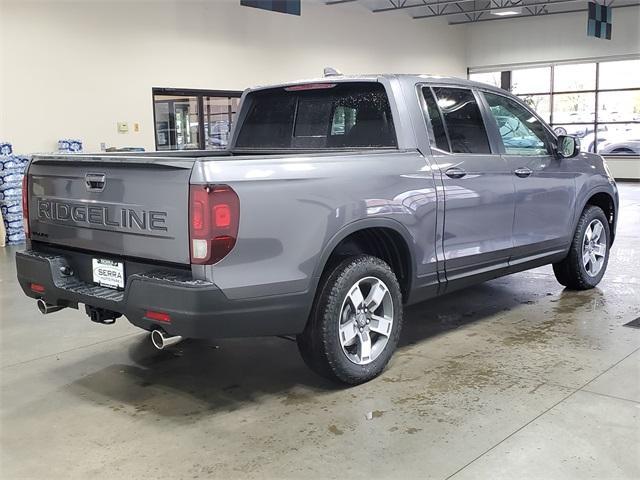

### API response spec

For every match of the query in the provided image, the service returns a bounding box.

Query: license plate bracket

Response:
[92,258,125,290]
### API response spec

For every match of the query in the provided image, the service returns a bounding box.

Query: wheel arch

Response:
[578,188,617,245]
[311,218,416,302]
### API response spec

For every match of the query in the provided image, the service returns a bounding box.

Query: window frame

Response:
[479,89,556,157]
[416,83,499,156]
[468,57,640,156]
[152,87,242,151]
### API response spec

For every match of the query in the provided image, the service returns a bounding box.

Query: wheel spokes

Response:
[364,280,388,312]
[585,226,593,242]
[347,284,365,310]
[592,222,603,242]
[369,314,392,337]
[339,318,358,347]
[338,276,394,365]
[357,330,372,363]
[593,243,606,257]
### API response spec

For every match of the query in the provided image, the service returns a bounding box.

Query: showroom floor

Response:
[1,184,639,480]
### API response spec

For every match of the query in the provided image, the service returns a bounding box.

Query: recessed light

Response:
[492,10,520,15]
[491,8,522,15]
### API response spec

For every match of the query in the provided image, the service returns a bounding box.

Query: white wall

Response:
[0,0,467,153]
[466,6,640,68]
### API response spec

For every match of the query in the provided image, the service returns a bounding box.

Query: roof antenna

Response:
[323,67,342,77]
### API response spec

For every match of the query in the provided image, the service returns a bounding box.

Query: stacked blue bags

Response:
[58,138,83,153]
[0,142,30,245]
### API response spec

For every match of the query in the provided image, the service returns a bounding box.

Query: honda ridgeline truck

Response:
[16,74,618,384]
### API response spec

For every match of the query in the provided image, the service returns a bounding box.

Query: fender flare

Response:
[573,184,618,242]
[309,217,417,297]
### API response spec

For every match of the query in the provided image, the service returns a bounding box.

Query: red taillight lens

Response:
[22,175,30,239]
[189,185,239,264]
[30,283,45,293]
[145,310,171,323]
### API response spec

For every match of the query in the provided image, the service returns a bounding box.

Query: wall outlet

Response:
[117,121,129,134]
[133,122,140,133]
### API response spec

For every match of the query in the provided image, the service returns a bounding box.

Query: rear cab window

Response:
[234,82,397,150]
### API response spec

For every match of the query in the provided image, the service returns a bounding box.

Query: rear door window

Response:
[422,87,451,152]
[432,87,492,154]
[235,82,397,150]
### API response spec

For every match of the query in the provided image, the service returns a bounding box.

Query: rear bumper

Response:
[15,249,310,338]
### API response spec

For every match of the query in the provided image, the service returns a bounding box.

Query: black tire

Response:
[297,255,403,385]
[553,205,610,290]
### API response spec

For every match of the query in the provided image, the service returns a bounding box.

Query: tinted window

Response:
[422,87,450,152]
[484,92,551,156]
[432,87,491,154]
[235,83,397,149]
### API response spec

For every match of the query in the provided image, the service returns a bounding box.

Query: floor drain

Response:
[623,317,640,329]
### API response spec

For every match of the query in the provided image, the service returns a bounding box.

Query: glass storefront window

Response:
[520,94,551,123]
[599,59,640,90]
[153,89,241,151]
[552,92,596,124]
[469,72,502,88]
[511,67,551,94]
[598,90,640,122]
[203,96,239,149]
[470,58,640,156]
[553,63,596,92]
[597,123,640,155]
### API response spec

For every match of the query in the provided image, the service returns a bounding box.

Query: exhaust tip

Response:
[37,299,64,315]
[151,329,183,350]
[151,329,165,350]
[37,299,47,315]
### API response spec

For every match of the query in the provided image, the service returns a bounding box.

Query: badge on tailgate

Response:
[92,258,125,290]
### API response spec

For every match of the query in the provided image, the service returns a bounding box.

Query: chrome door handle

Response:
[514,167,533,178]
[445,167,467,179]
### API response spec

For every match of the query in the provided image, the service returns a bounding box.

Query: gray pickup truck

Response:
[16,74,618,384]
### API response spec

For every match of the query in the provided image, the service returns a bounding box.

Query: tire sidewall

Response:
[320,256,403,384]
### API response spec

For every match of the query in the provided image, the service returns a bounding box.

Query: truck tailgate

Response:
[27,155,193,264]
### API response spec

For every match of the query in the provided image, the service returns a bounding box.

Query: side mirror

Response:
[557,135,580,158]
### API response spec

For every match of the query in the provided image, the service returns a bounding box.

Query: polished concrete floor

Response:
[1,184,639,480]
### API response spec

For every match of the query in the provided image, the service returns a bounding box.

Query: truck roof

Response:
[249,73,506,94]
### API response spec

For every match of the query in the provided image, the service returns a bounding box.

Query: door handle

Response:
[445,167,467,179]
[514,167,533,178]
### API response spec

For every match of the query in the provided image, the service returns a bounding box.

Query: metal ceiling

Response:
[325,0,640,25]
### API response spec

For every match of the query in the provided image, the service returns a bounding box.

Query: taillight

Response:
[189,185,240,264]
[145,310,171,323]
[22,174,30,238]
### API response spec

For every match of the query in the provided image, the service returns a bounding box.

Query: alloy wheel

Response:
[338,276,394,365]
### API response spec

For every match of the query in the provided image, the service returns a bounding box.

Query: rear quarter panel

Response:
[190,150,439,301]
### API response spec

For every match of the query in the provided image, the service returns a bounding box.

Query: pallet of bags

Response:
[0,144,29,245]
[58,138,83,153]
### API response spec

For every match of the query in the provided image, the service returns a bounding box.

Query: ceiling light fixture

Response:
[491,7,523,15]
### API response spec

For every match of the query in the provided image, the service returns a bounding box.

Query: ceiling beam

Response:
[413,0,585,18]
[325,0,358,5]
[374,0,528,12]
[373,1,430,11]
[447,1,639,23]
